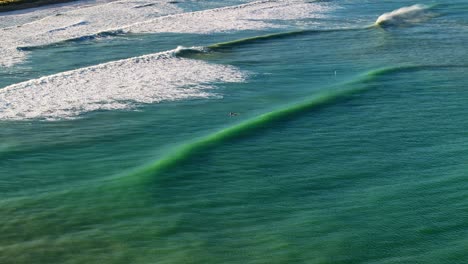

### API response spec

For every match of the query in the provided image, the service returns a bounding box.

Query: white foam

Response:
[0,0,333,67]
[376,4,431,27]
[0,0,182,67]
[127,0,333,34]
[0,0,117,29]
[0,48,247,120]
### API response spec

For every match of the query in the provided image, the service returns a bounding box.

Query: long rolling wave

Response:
[121,63,467,185]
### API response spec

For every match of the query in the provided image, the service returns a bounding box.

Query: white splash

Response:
[0,48,247,120]
[376,4,431,27]
[0,0,333,67]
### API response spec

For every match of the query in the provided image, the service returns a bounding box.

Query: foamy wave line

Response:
[0,47,247,121]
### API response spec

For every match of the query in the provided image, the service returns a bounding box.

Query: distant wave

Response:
[0,2,440,68]
[0,0,334,67]
[375,4,434,27]
[0,47,246,120]
[207,27,371,50]
[120,64,468,183]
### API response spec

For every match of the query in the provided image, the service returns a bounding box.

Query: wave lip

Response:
[0,47,247,121]
[375,4,433,27]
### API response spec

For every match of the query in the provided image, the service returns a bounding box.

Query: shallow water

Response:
[1,0,468,263]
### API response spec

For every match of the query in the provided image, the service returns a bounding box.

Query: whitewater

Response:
[0,0,332,67]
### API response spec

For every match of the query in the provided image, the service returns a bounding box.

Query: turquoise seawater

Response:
[1,0,468,263]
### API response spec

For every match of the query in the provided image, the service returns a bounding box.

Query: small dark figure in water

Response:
[229,112,239,117]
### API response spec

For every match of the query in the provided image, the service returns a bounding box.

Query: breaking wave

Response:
[0,1,440,68]
[0,47,247,120]
[375,4,434,27]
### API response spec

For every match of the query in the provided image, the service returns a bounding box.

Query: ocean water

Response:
[1,0,468,263]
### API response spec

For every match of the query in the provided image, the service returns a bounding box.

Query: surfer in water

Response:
[229,112,239,117]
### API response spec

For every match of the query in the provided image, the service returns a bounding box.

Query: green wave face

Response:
[123,64,468,184]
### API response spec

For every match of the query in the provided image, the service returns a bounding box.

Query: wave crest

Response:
[121,64,468,182]
[0,48,246,121]
[375,4,433,27]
